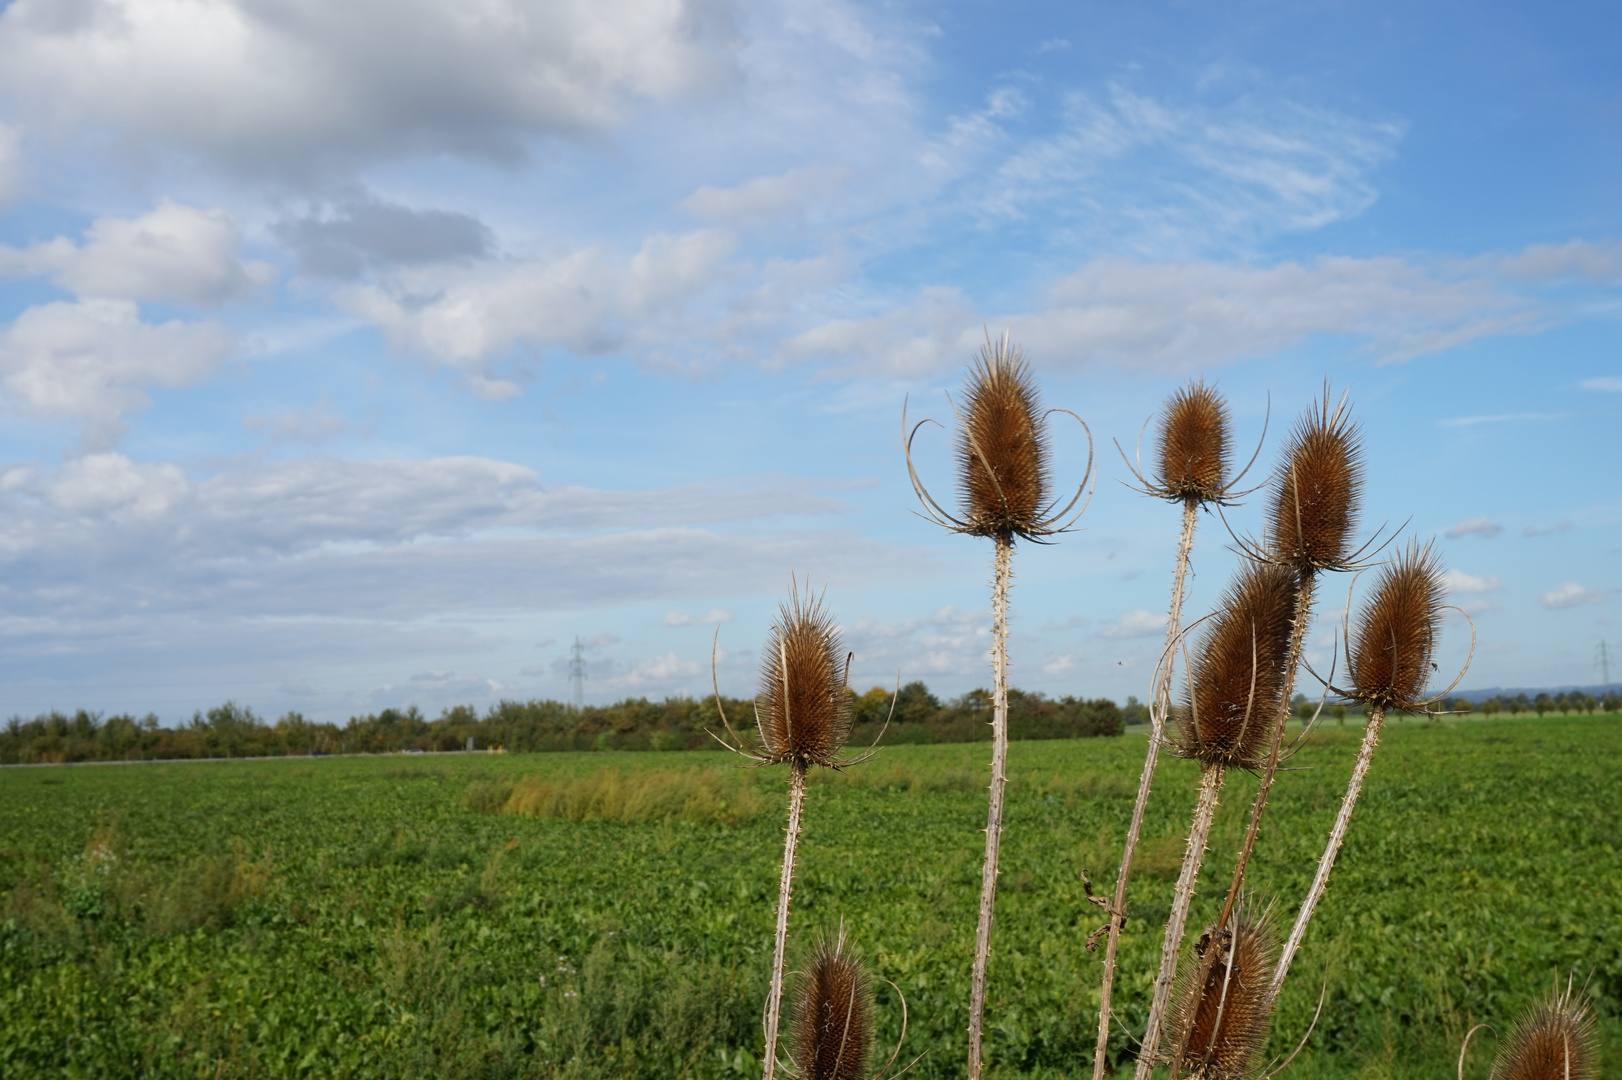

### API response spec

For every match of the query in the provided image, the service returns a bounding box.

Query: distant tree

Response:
[1331,704,1347,726]
[1534,693,1553,717]
[1480,697,1501,717]
[1121,695,1147,726]
[1454,698,1474,716]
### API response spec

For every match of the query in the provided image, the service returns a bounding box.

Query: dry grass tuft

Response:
[1348,541,1445,711]
[1156,381,1232,503]
[499,767,764,827]
[957,338,1051,540]
[1174,562,1299,769]
[1490,983,1599,1080]
[1266,390,1363,571]
[790,924,872,1080]
[756,584,854,769]
[1168,901,1280,1080]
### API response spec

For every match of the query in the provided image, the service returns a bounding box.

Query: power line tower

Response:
[569,636,587,710]
[1599,639,1613,698]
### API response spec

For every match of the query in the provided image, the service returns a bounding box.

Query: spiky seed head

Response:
[1490,984,1599,1080]
[791,925,872,1080]
[1156,380,1231,502]
[957,338,1050,540]
[1174,562,1299,769]
[1348,541,1445,711]
[1266,391,1362,571]
[757,585,852,768]
[1168,902,1279,1080]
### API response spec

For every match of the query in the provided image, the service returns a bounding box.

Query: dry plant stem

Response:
[1093,496,1200,1080]
[1272,704,1384,992]
[1166,571,1317,1080]
[967,534,1014,1080]
[1134,762,1226,1080]
[762,760,808,1080]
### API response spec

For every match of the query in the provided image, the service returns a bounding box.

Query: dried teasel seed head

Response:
[1348,541,1445,711]
[1266,390,1362,572]
[1490,983,1599,1080]
[957,337,1051,540]
[757,584,852,768]
[1156,380,1232,502]
[1168,901,1280,1080]
[791,924,872,1080]
[1174,562,1298,769]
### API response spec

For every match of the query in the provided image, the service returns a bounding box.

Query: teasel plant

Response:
[1457,978,1600,1080]
[1092,380,1267,1079]
[709,582,891,1080]
[1133,561,1299,1080]
[784,922,920,1080]
[1271,540,1473,991]
[903,331,1092,1080]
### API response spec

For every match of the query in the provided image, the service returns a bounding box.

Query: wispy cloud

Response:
[1100,609,1166,639]
[1580,376,1622,392]
[665,608,735,627]
[1445,516,1503,539]
[1445,569,1502,594]
[1438,412,1566,428]
[1540,581,1605,609]
[1523,521,1574,537]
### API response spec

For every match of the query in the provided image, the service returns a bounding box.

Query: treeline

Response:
[0,683,1124,765]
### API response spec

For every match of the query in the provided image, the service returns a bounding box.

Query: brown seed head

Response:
[757,585,852,768]
[1174,562,1299,769]
[1266,391,1362,571]
[791,925,872,1080]
[957,338,1050,540]
[1156,380,1232,502]
[1490,984,1599,1080]
[1168,902,1280,1080]
[1348,541,1445,711]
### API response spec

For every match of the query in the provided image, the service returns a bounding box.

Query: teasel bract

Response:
[1487,981,1599,1080]
[904,331,1091,1080]
[711,581,879,1080]
[1094,381,1267,1078]
[1134,562,1297,1080]
[1272,541,1463,992]
[1165,900,1280,1080]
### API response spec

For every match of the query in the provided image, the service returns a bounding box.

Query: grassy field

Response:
[1,714,1618,1078]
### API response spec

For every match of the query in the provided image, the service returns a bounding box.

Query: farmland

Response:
[2,714,1618,1078]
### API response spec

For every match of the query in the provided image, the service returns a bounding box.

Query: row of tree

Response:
[0,683,1125,765]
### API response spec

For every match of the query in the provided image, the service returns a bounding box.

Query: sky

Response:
[0,0,1617,722]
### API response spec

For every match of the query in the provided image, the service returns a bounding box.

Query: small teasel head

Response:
[756,581,855,769]
[957,335,1051,540]
[1489,981,1599,1080]
[1347,541,1445,712]
[1168,900,1280,1080]
[1265,388,1363,572]
[1174,562,1299,769]
[1156,380,1232,503]
[791,924,873,1080]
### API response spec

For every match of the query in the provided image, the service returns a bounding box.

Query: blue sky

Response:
[0,0,1616,721]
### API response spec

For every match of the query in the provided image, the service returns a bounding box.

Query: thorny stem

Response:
[1093,496,1200,1080]
[1133,763,1226,1080]
[762,760,807,1080]
[1167,570,1316,1080]
[1272,704,1385,992]
[967,534,1014,1080]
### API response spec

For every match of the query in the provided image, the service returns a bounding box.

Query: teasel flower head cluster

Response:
[786,924,916,1080]
[1171,562,1299,769]
[1166,900,1280,1080]
[904,331,1092,544]
[1119,379,1264,508]
[1256,386,1373,574]
[1487,981,1599,1080]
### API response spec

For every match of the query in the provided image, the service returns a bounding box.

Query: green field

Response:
[2,715,1618,1078]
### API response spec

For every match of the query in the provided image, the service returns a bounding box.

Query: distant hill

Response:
[1449,683,1616,702]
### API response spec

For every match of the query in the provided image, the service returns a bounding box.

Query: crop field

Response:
[2,714,1619,1079]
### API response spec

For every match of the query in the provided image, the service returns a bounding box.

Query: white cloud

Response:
[0,0,739,175]
[0,122,21,206]
[340,229,736,385]
[1540,582,1605,610]
[786,253,1536,376]
[1580,376,1622,392]
[1445,516,1503,540]
[1100,609,1166,639]
[1495,240,1622,281]
[842,605,989,683]
[0,299,233,448]
[1438,412,1565,428]
[1522,521,1574,538]
[0,203,272,304]
[681,164,850,227]
[1444,569,1502,595]
[593,652,706,695]
[665,607,735,627]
